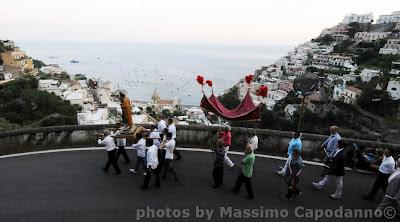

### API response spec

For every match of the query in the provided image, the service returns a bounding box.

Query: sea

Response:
[19,41,293,105]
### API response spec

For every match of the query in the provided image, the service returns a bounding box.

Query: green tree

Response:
[0,77,79,128]
[219,85,241,110]
[33,59,46,69]
[161,109,171,118]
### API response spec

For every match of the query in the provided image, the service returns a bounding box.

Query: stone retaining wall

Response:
[0,124,399,158]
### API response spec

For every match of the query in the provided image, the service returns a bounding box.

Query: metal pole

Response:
[297,95,306,131]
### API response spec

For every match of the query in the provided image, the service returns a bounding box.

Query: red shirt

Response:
[218,131,232,147]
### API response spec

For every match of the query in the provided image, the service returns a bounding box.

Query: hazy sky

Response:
[0,0,397,45]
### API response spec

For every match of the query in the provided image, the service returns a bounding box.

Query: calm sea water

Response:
[19,41,292,105]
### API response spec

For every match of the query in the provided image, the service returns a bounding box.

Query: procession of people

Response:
[95,92,400,217]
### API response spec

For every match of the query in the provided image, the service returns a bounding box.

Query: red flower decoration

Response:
[205,80,213,87]
[257,85,268,97]
[245,74,253,84]
[196,75,204,85]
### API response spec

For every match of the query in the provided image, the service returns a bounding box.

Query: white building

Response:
[64,89,93,110]
[38,79,70,97]
[315,45,334,54]
[343,86,363,105]
[77,108,110,125]
[390,62,400,75]
[376,11,400,24]
[0,66,13,81]
[0,72,12,81]
[338,74,356,83]
[1,40,15,48]
[333,84,346,101]
[333,83,362,104]
[267,90,287,101]
[354,32,391,42]
[312,54,356,71]
[342,13,373,24]
[186,107,206,120]
[379,39,400,55]
[320,23,349,36]
[96,81,117,105]
[360,68,381,82]
[40,64,63,75]
[284,104,298,119]
[386,80,400,100]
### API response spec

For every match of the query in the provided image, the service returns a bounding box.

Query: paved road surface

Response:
[0,149,393,222]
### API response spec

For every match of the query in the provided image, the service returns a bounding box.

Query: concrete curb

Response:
[0,147,374,174]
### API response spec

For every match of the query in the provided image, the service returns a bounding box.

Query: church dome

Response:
[151,89,160,102]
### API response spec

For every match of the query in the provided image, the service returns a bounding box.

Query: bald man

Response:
[321,126,341,158]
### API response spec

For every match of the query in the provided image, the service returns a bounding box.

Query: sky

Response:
[0,0,398,46]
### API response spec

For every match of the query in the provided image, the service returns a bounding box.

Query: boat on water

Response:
[49,56,59,59]
[70,60,79,63]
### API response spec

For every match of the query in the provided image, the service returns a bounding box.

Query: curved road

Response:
[0,149,390,221]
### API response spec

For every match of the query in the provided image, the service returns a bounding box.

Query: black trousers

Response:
[134,156,146,172]
[105,149,121,173]
[233,173,254,198]
[115,146,130,163]
[142,167,161,188]
[286,185,301,199]
[367,172,390,199]
[162,159,179,181]
[213,165,224,187]
[174,149,182,160]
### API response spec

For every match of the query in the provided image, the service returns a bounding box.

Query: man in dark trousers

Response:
[98,130,121,175]
[113,122,130,164]
[141,139,160,189]
[212,139,226,188]
[161,133,179,183]
[232,144,255,199]
[363,148,396,201]
[312,140,346,199]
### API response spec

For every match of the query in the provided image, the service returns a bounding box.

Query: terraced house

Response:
[0,49,34,73]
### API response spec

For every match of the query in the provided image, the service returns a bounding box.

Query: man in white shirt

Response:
[113,123,130,164]
[248,128,258,151]
[161,132,179,183]
[141,139,160,189]
[98,130,121,175]
[130,133,147,174]
[377,158,400,217]
[363,148,396,201]
[167,118,182,160]
[157,117,167,133]
[149,125,161,148]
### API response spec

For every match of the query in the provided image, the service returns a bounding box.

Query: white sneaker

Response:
[129,169,137,174]
[330,194,341,199]
[143,172,147,176]
[276,170,285,176]
[312,182,323,190]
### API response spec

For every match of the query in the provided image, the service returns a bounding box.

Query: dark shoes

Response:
[362,195,374,201]
[114,171,122,175]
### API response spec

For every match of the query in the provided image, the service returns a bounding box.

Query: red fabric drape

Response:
[200,91,261,121]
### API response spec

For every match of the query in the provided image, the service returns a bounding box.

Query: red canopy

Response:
[200,91,261,121]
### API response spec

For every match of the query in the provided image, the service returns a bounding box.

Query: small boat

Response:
[70,60,79,63]
[49,56,59,59]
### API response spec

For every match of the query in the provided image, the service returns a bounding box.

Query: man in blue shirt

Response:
[321,125,341,158]
[277,131,302,176]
